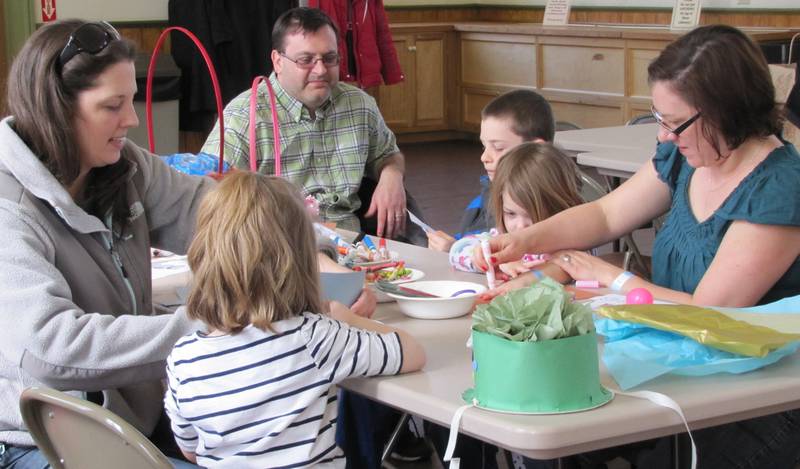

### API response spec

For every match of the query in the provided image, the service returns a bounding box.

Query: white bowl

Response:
[386,281,487,320]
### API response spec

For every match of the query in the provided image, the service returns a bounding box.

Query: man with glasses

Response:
[202,7,407,240]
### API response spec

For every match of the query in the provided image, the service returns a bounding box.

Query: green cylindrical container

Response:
[470,330,612,413]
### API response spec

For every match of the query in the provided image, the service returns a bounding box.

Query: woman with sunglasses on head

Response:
[0,20,213,468]
[476,24,800,469]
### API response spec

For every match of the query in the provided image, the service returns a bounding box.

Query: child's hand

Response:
[427,230,456,252]
[328,300,356,323]
[350,288,377,318]
[478,271,538,301]
[498,260,531,278]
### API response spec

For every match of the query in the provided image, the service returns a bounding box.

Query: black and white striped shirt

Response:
[165,312,403,468]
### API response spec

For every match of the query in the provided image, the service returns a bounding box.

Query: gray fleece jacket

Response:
[0,117,213,446]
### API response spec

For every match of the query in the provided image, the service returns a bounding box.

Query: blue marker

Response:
[362,236,377,251]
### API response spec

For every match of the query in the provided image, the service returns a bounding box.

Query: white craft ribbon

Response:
[442,389,696,469]
[443,402,475,469]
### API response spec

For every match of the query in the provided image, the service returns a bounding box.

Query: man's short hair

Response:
[481,90,555,142]
[272,7,339,53]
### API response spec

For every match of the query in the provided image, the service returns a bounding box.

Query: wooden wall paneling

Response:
[460,32,537,89]
[386,6,800,28]
[386,7,480,23]
[461,86,502,131]
[545,94,626,129]
[446,30,460,131]
[415,33,446,124]
[538,36,625,96]
[378,33,415,129]
[626,39,669,102]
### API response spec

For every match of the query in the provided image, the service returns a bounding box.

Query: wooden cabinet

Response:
[376,30,450,133]
[457,26,676,130]
[380,23,798,135]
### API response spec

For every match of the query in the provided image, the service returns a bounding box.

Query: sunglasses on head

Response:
[57,21,121,73]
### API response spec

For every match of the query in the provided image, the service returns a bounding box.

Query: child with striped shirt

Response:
[164,172,425,468]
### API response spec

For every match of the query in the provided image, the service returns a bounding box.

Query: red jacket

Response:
[309,0,404,88]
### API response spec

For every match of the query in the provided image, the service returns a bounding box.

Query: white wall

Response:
[34,0,799,24]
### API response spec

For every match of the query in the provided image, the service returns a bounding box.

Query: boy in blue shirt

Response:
[427,89,556,251]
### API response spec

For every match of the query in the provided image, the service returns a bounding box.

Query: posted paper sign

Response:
[543,0,571,26]
[670,0,702,30]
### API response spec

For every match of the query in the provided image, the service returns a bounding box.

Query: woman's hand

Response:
[472,230,535,272]
[549,250,621,287]
[350,287,377,318]
[427,230,456,252]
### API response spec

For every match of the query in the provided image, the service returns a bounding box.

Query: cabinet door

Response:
[378,34,415,130]
[414,33,447,128]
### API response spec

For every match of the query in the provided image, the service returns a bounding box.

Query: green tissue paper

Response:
[472,277,595,342]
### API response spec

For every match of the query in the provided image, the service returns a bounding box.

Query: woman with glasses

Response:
[476,24,800,469]
[0,19,212,468]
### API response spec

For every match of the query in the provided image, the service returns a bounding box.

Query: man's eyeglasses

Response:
[57,21,120,73]
[650,105,701,136]
[279,52,340,69]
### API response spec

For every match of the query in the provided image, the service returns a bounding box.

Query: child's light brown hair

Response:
[490,142,583,233]
[186,171,322,333]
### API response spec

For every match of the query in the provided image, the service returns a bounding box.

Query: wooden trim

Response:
[386,7,800,28]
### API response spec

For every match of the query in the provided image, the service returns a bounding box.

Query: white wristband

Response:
[610,271,634,292]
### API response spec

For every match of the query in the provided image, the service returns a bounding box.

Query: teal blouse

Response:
[651,141,800,305]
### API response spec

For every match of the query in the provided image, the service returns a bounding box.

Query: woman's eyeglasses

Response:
[279,52,340,69]
[57,21,120,73]
[650,105,701,136]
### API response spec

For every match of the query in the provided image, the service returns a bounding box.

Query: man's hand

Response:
[427,230,456,252]
[365,159,406,239]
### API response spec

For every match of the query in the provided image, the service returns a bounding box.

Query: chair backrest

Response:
[626,114,657,126]
[555,120,582,132]
[19,387,173,469]
[578,168,608,203]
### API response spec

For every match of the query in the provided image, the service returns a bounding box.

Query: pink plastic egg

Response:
[626,287,654,304]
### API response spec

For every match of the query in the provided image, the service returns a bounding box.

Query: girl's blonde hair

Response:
[490,142,584,233]
[186,171,322,333]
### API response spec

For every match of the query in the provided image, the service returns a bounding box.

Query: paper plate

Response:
[460,388,614,415]
[371,268,425,303]
[368,268,425,285]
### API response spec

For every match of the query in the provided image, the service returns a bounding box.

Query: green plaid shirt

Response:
[202,73,400,230]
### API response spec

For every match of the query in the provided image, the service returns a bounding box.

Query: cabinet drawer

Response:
[541,45,624,95]
[461,33,536,88]
[548,100,625,129]
[630,48,661,98]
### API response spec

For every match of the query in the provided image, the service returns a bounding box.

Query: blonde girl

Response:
[164,171,424,469]
[449,142,583,285]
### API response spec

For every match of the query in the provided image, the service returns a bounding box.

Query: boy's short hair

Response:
[481,90,555,142]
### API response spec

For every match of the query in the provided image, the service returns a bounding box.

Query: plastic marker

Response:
[378,237,389,260]
[362,235,377,251]
[406,209,435,234]
[575,280,600,289]
[479,235,496,289]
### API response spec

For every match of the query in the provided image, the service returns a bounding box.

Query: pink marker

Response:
[575,280,600,289]
[479,236,496,289]
[522,253,551,263]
